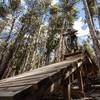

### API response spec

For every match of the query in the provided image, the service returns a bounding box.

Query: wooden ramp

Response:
[0,51,98,100]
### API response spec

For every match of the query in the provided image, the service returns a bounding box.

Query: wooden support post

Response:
[62,81,68,100]
[68,76,71,100]
[77,68,84,97]
[62,77,71,100]
[71,73,74,82]
[79,70,84,93]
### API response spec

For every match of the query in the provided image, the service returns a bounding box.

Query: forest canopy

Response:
[0,0,100,79]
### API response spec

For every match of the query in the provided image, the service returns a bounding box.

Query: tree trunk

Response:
[45,52,50,65]
[0,25,25,79]
[58,19,65,62]
[83,0,100,68]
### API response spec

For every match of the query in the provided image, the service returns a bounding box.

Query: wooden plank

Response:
[0,54,82,83]
[64,51,82,58]
[0,85,32,100]
[0,57,82,88]
[0,96,13,100]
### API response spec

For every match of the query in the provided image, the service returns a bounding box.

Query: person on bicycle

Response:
[63,28,78,53]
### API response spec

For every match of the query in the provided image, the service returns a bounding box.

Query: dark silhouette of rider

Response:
[63,28,78,53]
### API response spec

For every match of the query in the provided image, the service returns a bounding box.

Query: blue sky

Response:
[74,0,85,19]
[73,0,89,37]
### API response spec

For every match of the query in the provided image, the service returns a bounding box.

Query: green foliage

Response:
[71,7,78,17]
[45,16,62,55]
[9,0,20,11]
[46,34,59,54]
[82,41,93,54]
[50,6,59,15]
[0,2,7,17]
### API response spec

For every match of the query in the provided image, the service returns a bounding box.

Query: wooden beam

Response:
[77,68,84,97]
[68,76,71,100]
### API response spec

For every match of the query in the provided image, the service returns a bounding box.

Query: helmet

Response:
[67,28,78,34]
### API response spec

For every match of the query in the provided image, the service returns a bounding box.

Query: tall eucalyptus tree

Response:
[2,0,52,78]
[83,0,100,68]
